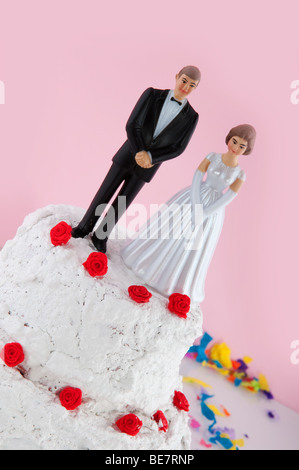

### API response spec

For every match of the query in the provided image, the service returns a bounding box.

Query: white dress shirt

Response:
[147,90,187,163]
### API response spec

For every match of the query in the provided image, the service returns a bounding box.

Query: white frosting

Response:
[0,205,202,450]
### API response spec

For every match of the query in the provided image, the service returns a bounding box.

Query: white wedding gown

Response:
[121,152,246,303]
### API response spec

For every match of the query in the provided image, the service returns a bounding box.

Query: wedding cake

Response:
[0,204,202,450]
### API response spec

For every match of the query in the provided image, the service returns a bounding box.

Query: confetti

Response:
[243,356,253,365]
[200,438,212,448]
[231,438,245,449]
[188,332,213,363]
[198,393,217,433]
[263,391,274,400]
[185,331,274,451]
[183,376,212,389]
[220,406,231,417]
[207,404,226,417]
[214,426,235,440]
[186,332,273,399]
[210,343,232,369]
[209,432,234,450]
[259,374,270,392]
[189,418,201,429]
[266,410,279,421]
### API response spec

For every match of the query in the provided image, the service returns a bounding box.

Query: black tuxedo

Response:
[113,87,199,182]
[73,87,199,249]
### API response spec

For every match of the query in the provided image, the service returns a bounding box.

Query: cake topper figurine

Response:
[121,124,256,304]
[72,66,201,253]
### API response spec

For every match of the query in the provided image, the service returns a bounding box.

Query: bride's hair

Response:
[225,124,256,155]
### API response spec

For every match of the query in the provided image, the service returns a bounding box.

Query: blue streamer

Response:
[188,332,213,363]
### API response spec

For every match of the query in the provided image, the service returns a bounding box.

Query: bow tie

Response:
[170,97,182,106]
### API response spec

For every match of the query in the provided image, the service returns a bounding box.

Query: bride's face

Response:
[228,136,248,156]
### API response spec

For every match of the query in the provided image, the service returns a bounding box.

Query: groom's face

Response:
[174,74,199,101]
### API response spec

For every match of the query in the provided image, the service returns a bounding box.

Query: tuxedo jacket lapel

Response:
[158,102,189,139]
[150,89,169,136]
[152,93,190,143]
[142,89,191,144]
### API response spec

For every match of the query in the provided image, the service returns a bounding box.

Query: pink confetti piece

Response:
[190,418,201,429]
[200,438,212,448]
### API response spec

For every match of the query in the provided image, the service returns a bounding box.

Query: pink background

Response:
[0,0,299,412]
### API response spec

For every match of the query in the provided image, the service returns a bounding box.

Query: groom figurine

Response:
[72,65,201,253]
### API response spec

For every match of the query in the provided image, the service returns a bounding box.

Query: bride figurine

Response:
[121,124,256,304]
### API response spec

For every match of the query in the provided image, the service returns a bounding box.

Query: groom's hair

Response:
[178,65,201,82]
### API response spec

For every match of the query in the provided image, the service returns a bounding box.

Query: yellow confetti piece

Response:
[219,434,244,451]
[258,374,270,392]
[182,376,213,389]
[210,343,232,369]
[232,438,245,448]
[243,356,253,365]
[207,404,226,417]
[204,362,230,375]
[218,369,230,376]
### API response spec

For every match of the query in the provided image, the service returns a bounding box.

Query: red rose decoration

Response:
[115,413,143,436]
[173,390,190,412]
[83,252,108,277]
[128,285,152,303]
[59,387,82,411]
[0,342,25,367]
[50,221,72,246]
[168,293,190,319]
[152,410,168,432]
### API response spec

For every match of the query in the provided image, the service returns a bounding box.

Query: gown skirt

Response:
[121,182,225,304]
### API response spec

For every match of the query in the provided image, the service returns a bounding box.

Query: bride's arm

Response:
[204,177,245,217]
[198,158,211,173]
[190,157,211,206]
[190,157,211,228]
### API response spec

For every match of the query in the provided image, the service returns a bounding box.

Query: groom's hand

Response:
[135,151,153,169]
